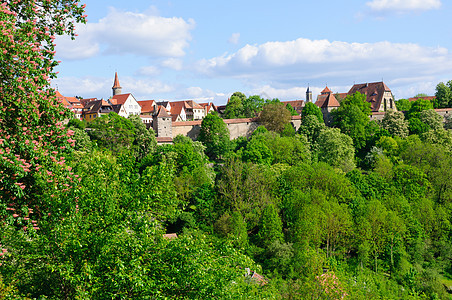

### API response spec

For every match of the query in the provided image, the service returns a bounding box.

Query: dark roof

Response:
[348,82,392,112]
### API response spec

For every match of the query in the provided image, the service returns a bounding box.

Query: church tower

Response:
[112,72,122,96]
[306,86,313,103]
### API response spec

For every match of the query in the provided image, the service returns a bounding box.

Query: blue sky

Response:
[53,0,452,104]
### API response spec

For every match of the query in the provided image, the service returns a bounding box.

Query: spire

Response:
[306,85,312,102]
[112,72,122,96]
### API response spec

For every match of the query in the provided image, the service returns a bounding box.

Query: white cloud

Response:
[196,37,452,91]
[366,0,441,13]
[228,33,240,45]
[136,66,161,77]
[161,58,184,70]
[56,7,195,60]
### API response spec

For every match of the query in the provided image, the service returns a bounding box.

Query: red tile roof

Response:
[321,86,332,94]
[139,100,156,114]
[112,72,121,88]
[111,93,131,105]
[407,96,436,102]
[315,87,340,108]
[170,101,186,115]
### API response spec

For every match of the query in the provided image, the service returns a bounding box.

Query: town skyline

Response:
[52,0,452,104]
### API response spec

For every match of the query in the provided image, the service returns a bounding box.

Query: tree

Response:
[406,98,434,120]
[331,92,371,150]
[434,82,451,108]
[381,110,409,138]
[258,102,291,133]
[419,109,443,131]
[128,115,157,160]
[198,112,230,160]
[301,102,324,123]
[395,99,412,111]
[317,128,356,172]
[223,92,246,119]
[285,103,298,116]
[242,95,265,118]
[88,112,135,153]
[258,203,284,248]
[0,1,86,220]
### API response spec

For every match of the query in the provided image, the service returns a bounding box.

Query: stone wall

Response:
[172,116,302,141]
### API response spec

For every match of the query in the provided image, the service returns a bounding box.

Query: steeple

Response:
[306,85,312,103]
[112,72,122,96]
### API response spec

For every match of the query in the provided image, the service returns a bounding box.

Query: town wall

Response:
[172,116,302,140]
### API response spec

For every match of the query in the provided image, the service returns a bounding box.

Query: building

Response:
[109,93,141,118]
[56,91,84,120]
[347,81,396,112]
[82,99,118,122]
[314,86,341,124]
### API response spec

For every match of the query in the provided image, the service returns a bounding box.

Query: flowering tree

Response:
[0,1,86,226]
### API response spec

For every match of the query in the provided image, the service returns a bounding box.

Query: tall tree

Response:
[198,112,230,160]
[331,92,371,150]
[381,110,409,138]
[242,95,265,118]
[258,102,292,133]
[301,102,324,123]
[223,92,246,119]
[0,1,86,220]
[317,128,356,172]
[434,82,451,108]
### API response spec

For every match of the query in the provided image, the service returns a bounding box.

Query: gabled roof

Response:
[112,72,121,88]
[156,105,171,118]
[315,93,340,108]
[139,100,156,114]
[186,100,203,109]
[111,93,132,105]
[169,101,186,115]
[321,86,332,94]
[348,81,392,112]
[80,98,97,107]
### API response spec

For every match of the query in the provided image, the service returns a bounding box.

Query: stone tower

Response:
[112,72,122,96]
[306,86,313,103]
[153,106,172,137]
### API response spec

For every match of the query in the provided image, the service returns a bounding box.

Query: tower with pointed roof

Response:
[112,72,122,96]
[306,86,312,103]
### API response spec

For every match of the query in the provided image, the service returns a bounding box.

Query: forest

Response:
[1,1,452,299]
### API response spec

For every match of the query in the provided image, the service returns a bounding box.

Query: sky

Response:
[52,0,452,105]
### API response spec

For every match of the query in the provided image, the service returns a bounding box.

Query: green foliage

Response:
[434,81,452,108]
[332,92,371,150]
[243,95,265,117]
[395,98,412,111]
[198,112,230,161]
[407,98,434,119]
[382,110,409,138]
[317,128,356,172]
[258,203,284,248]
[88,112,135,153]
[285,103,298,116]
[258,102,292,133]
[223,92,246,119]
[301,102,324,123]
